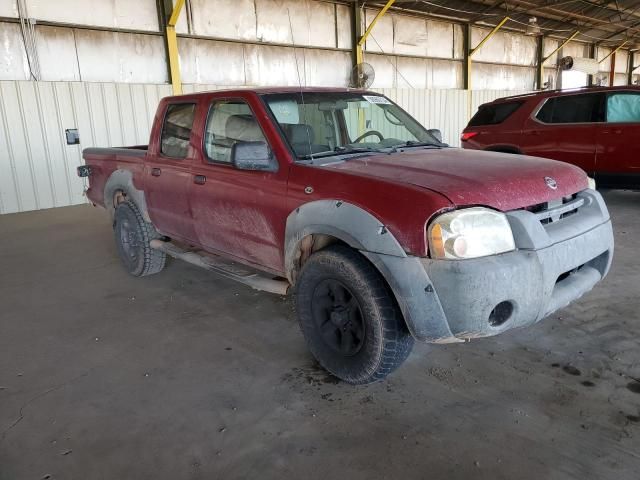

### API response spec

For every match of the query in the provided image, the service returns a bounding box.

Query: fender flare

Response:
[284,200,456,342]
[103,169,151,223]
[284,199,407,282]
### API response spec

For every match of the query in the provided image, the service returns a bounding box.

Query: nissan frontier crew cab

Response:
[79,87,614,385]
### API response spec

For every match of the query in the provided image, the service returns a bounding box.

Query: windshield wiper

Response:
[299,146,383,160]
[388,140,444,153]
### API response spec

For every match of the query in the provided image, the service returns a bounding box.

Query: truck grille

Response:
[525,194,583,225]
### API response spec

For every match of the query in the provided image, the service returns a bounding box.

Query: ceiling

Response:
[360,0,640,48]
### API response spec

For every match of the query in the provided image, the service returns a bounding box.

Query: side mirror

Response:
[231,141,276,172]
[427,129,443,143]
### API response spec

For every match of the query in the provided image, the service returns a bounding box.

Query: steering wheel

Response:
[353,130,384,143]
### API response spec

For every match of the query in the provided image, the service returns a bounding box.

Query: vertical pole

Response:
[609,52,616,86]
[536,35,544,89]
[629,51,635,85]
[352,0,363,67]
[588,43,596,86]
[463,23,471,90]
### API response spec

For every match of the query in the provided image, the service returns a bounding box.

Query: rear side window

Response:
[606,92,640,123]
[160,103,196,158]
[468,101,523,127]
[536,94,603,124]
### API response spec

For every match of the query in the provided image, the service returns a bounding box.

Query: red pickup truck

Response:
[461,86,640,189]
[79,87,614,384]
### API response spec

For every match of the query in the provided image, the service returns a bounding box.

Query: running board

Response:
[150,239,290,295]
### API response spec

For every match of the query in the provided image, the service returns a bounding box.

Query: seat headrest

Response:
[283,124,315,144]
[225,115,263,142]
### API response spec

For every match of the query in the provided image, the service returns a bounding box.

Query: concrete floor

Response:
[1,190,639,480]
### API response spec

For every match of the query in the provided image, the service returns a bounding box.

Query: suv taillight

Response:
[461,132,479,142]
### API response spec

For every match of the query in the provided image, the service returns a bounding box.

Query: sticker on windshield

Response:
[362,95,391,105]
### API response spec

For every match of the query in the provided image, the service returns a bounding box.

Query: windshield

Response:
[262,92,441,160]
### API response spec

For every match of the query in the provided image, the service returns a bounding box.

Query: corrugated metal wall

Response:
[0,81,171,214]
[0,80,528,215]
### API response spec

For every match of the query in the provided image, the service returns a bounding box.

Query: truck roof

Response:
[165,86,372,101]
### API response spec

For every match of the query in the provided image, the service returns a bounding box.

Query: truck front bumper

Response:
[362,189,614,343]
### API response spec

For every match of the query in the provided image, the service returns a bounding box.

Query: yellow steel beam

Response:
[469,16,510,57]
[355,0,395,65]
[598,41,628,64]
[466,17,509,118]
[167,0,185,95]
[358,0,395,47]
[542,30,580,64]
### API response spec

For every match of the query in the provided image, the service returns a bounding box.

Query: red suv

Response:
[461,86,640,189]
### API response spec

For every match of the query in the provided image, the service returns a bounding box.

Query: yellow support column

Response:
[466,17,510,118]
[166,0,185,95]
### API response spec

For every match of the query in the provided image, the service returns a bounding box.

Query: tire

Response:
[295,245,414,385]
[113,200,166,277]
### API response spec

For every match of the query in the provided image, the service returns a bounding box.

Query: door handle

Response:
[151,167,161,177]
[194,175,206,185]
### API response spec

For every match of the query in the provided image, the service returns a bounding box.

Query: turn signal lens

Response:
[428,207,515,260]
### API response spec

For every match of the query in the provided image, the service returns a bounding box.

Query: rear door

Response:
[144,101,198,242]
[521,92,604,174]
[189,96,289,274]
[594,90,640,187]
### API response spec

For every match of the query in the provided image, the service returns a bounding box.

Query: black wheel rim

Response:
[311,279,366,356]
[118,217,141,266]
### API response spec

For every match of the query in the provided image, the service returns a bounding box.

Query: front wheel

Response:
[295,245,414,384]
[113,200,166,277]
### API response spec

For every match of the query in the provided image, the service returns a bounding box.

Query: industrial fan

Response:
[350,62,375,88]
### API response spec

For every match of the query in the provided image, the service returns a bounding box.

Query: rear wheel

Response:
[295,245,414,384]
[113,200,166,277]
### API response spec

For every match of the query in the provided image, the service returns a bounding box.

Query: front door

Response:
[189,97,289,274]
[595,90,640,188]
[144,101,198,242]
[521,92,604,175]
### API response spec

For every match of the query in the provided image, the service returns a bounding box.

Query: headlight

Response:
[587,177,596,190]
[428,207,515,260]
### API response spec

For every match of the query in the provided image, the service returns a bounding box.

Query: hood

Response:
[322,148,588,211]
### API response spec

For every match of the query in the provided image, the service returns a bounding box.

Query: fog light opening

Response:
[489,301,514,327]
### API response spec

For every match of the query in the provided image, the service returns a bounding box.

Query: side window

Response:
[607,93,640,123]
[536,94,602,124]
[204,100,267,163]
[160,103,196,158]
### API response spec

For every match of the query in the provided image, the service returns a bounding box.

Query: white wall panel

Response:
[179,38,246,85]
[336,4,352,50]
[471,28,536,66]
[24,0,159,31]
[74,30,167,83]
[0,22,30,80]
[304,50,351,87]
[190,0,257,40]
[35,26,80,81]
[0,0,18,17]
[244,44,301,86]
[0,80,170,214]
[255,0,335,48]
[426,20,456,59]
[393,15,427,57]
[472,64,535,90]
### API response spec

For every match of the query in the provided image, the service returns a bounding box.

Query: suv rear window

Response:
[536,93,603,124]
[468,101,523,127]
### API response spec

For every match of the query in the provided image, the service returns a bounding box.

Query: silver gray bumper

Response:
[362,190,614,343]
